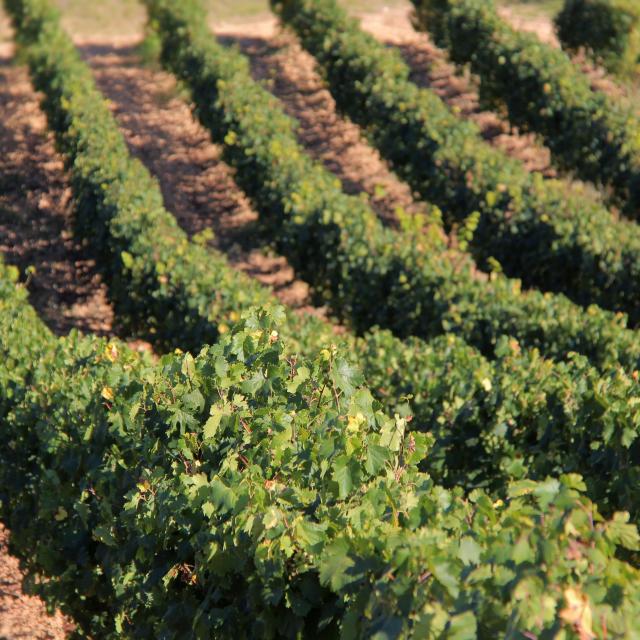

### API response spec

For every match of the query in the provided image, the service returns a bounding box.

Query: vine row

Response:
[1,262,640,638]
[274,0,640,324]
[8,0,640,527]
[411,0,640,215]
[146,0,640,372]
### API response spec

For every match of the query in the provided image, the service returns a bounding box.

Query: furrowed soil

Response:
[79,31,441,307]
[0,58,115,337]
[81,40,323,314]
[0,525,72,640]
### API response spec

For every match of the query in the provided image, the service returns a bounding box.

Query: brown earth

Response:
[0,57,115,337]
[497,6,558,45]
[0,525,72,640]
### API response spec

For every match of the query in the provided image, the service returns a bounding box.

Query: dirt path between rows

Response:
[81,29,448,315]
[0,58,115,337]
[0,525,71,640]
[225,28,429,225]
[81,42,324,314]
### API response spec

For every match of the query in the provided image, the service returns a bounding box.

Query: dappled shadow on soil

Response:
[81,42,318,313]
[0,56,115,337]
[219,31,429,226]
[0,525,72,640]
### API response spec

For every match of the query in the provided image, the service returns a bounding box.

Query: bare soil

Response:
[497,6,558,45]
[0,526,72,639]
[359,7,556,176]
[0,58,115,337]
[222,27,430,225]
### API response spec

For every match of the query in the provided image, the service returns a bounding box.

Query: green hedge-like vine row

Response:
[556,0,640,77]
[11,0,640,375]
[411,0,640,216]
[145,0,640,373]
[142,0,640,523]
[9,0,640,526]
[273,0,640,325]
[2,264,640,637]
[368,331,640,523]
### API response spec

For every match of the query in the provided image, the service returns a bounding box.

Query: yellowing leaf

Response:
[280,535,295,558]
[137,480,151,494]
[346,412,366,434]
[560,588,595,640]
[104,343,119,362]
[204,407,224,440]
[6,265,19,282]
[101,386,115,402]
[54,507,68,521]
[263,507,280,530]
[120,251,134,269]
[380,415,405,452]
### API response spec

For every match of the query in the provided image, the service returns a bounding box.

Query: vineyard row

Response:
[2,246,640,638]
[145,0,640,375]
[275,0,640,325]
[6,0,640,531]
[412,0,640,215]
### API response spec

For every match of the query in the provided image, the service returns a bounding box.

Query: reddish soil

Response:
[222,28,430,225]
[82,33,436,320]
[0,58,115,337]
[358,7,635,195]
[0,526,72,639]
[497,6,558,45]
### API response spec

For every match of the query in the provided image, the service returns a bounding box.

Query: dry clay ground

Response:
[0,5,624,637]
